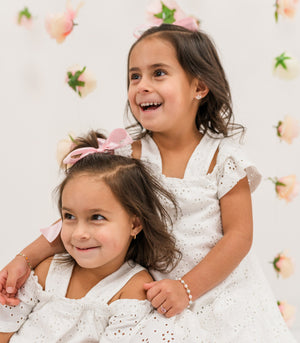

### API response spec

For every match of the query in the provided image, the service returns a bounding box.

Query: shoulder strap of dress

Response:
[86,262,146,302]
[45,254,74,296]
[188,133,221,176]
[140,136,162,170]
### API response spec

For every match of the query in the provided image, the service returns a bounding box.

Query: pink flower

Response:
[275,0,299,21]
[276,115,300,144]
[272,252,295,278]
[134,1,199,38]
[45,0,84,44]
[56,133,77,166]
[17,7,33,29]
[269,175,300,202]
[273,52,300,80]
[278,301,296,327]
[66,65,97,98]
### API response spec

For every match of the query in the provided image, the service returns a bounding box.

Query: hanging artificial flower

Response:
[277,301,296,327]
[273,52,300,80]
[56,133,77,166]
[134,0,199,38]
[275,0,299,22]
[268,175,300,202]
[45,0,84,44]
[275,115,300,144]
[17,7,33,28]
[66,65,97,98]
[272,251,295,278]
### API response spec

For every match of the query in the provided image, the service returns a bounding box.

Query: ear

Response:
[131,216,143,238]
[194,79,209,99]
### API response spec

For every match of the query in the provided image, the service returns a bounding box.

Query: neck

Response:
[151,126,202,151]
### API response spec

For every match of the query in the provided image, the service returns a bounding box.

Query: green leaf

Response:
[18,7,32,24]
[276,181,286,187]
[154,2,176,24]
[274,52,291,70]
[67,66,87,96]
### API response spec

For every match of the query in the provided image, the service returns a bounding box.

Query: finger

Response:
[150,292,167,309]
[6,270,21,294]
[157,302,171,316]
[145,285,161,302]
[4,296,20,306]
[0,270,8,292]
[143,281,157,290]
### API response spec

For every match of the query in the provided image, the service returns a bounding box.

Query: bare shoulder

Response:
[109,270,153,304]
[131,140,141,159]
[34,256,54,289]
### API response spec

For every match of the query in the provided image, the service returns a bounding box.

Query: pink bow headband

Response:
[40,128,133,243]
[63,128,133,166]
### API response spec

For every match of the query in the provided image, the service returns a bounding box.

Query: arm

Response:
[145,177,253,317]
[0,332,14,343]
[0,228,64,305]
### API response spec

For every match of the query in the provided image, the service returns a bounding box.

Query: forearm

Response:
[20,234,65,269]
[0,332,14,343]
[183,231,252,300]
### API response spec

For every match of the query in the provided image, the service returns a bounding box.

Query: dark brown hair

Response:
[126,24,244,139]
[57,130,181,273]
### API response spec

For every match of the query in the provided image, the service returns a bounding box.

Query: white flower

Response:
[273,52,300,80]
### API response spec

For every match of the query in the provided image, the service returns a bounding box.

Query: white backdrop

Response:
[0,0,299,338]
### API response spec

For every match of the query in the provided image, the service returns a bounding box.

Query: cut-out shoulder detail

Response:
[132,140,141,159]
[207,147,219,175]
[108,270,153,304]
[34,256,53,290]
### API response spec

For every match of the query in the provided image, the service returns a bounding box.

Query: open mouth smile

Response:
[139,102,162,111]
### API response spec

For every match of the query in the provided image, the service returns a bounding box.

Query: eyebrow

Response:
[61,207,110,214]
[129,63,170,73]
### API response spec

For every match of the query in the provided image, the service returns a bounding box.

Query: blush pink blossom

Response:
[134,0,199,38]
[17,7,33,29]
[276,115,300,144]
[56,133,77,166]
[66,64,97,98]
[276,0,299,20]
[275,175,300,202]
[278,301,296,327]
[45,0,84,44]
[273,252,295,278]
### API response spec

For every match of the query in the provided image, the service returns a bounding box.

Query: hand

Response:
[144,279,189,318]
[0,256,31,306]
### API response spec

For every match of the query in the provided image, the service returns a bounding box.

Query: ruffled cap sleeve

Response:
[0,271,41,332]
[216,137,262,199]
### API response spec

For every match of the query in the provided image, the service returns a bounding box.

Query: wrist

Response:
[177,277,192,308]
[16,253,33,270]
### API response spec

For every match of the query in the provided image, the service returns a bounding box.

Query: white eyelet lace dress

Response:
[0,256,214,342]
[116,132,297,343]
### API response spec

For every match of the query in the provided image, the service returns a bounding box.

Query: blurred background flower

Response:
[17,7,33,29]
[269,175,300,202]
[66,65,97,98]
[275,0,299,22]
[278,301,296,327]
[56,133,77,166]
[276,115,300,144]
[273,52,300,80]
[272,251,295,278]
[45,0,84,43]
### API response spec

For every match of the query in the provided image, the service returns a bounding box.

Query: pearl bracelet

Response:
[16,253,33,270]
[178,277,192,308]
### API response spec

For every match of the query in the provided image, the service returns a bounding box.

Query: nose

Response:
[137,77,152,93]
[72,223,91,241]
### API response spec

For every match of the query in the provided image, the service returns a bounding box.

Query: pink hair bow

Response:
[63,128,133,165]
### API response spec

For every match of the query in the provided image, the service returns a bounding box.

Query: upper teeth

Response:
[140,102,159,106]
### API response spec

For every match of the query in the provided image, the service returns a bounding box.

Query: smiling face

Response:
[60,173,141,274]
[128,36,201,136]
